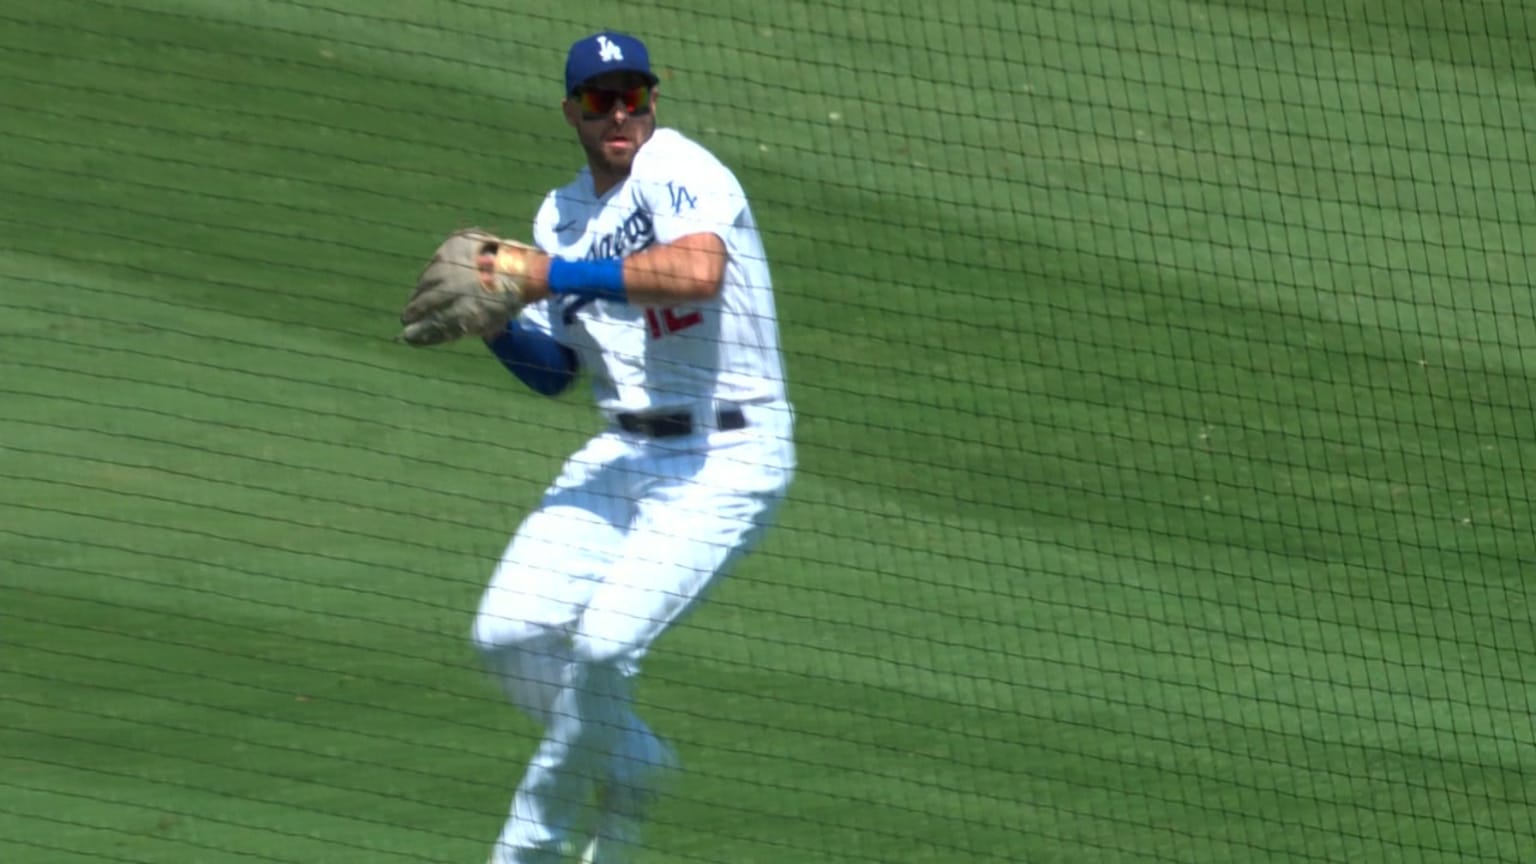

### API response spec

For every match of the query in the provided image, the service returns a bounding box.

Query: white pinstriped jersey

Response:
[518,128,788,414]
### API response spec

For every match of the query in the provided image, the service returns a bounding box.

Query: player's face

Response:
[564,72,657,181]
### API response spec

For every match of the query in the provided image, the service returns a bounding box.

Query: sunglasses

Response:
[574,85,654,118]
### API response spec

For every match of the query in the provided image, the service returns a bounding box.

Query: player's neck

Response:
[589,167,627,198]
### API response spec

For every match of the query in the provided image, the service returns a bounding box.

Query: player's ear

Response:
[562,97,581,128]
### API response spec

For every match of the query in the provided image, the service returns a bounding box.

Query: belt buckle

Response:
[650,413,692,438]
[619,405,747,438]
[619,410,690,438]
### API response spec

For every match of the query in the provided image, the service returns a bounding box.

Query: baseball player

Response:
[397,30,795,864]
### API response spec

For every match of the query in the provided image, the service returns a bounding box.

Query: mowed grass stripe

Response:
[3,1,1534,862]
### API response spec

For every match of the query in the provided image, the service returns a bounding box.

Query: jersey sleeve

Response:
[633,133,748,245]
[521,191,562,339]
[517,298,555,336]
[531,189,561,254]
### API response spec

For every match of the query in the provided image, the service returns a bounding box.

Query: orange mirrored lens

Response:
[577,86,653,116]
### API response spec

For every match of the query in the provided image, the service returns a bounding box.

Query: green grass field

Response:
[2,1,1534,862]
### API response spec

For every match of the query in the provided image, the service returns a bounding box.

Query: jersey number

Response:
[644,306,703,339]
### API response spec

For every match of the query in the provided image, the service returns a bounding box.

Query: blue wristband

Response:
[547,258,627,303]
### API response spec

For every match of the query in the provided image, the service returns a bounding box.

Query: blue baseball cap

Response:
[564,31,659,95]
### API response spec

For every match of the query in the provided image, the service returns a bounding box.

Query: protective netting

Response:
[2,2,1532,862]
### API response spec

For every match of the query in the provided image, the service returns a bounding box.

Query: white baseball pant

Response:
[472,401,794,862]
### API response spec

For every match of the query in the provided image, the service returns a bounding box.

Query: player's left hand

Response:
[398,228,534,346]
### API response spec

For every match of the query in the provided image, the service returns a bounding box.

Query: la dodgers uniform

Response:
[473,127,795,861]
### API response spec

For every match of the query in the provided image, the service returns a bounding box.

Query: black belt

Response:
[616,407,746,438]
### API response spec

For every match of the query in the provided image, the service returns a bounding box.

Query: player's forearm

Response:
[619,233,727,304]
[501,233,725,306]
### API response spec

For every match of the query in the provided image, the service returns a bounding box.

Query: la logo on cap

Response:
[597,35,623,62]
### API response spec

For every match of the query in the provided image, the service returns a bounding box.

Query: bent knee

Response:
[571,608,654,667]
[473,561,585,655]
[570,633,630,667]
[471,606,558,656]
